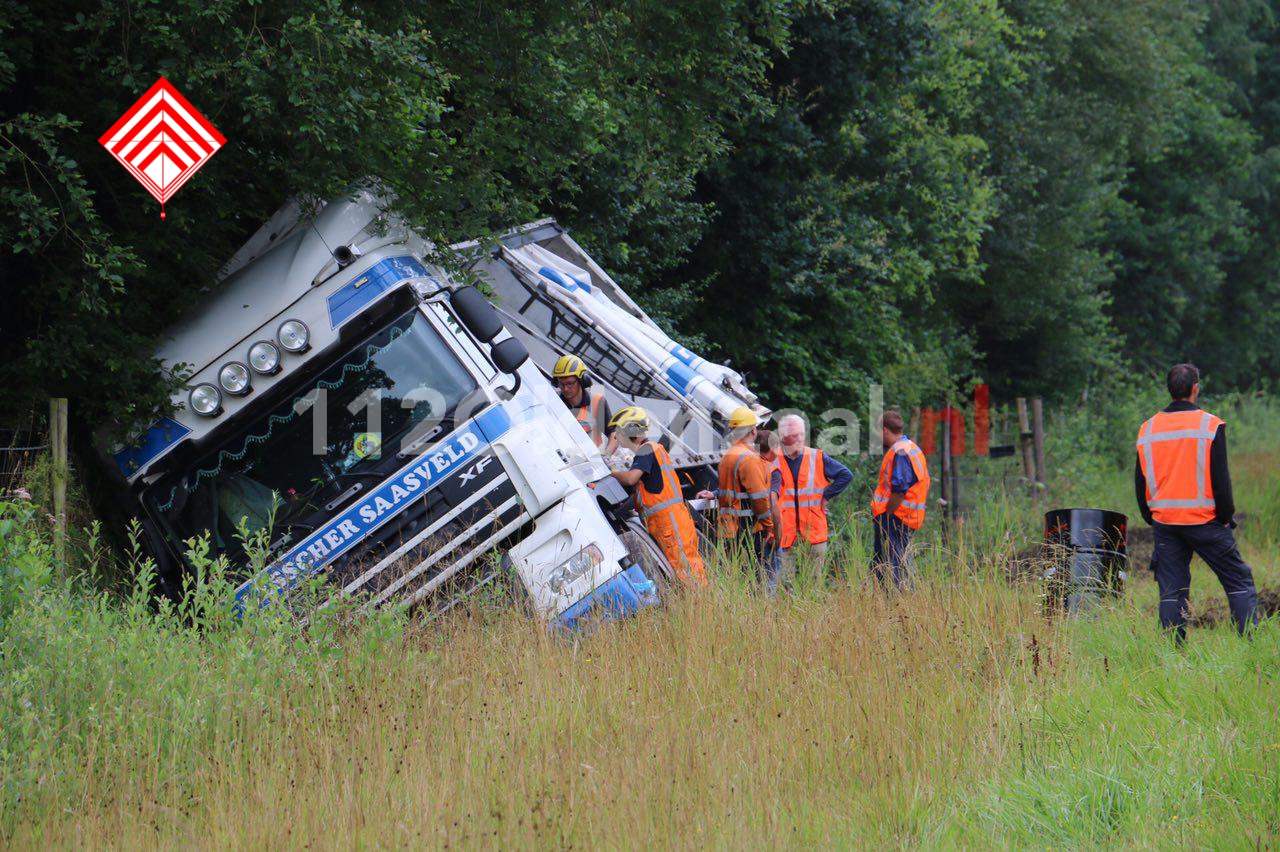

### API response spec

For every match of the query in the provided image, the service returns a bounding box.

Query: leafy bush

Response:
[0,499,53,635]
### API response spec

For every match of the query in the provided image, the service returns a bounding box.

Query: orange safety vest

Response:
[634,441,706,587]
[717,443,771,538]
[776,447,830,548]
[871,437,930,530]
[571,392,605,447]
[1136,408,1224,525]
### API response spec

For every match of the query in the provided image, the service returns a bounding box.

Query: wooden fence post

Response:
[50,397,68,563]
[1016,397,1035,485]
[952,445,963,522]
[1031,397,1048,488]
[940,414,953,524]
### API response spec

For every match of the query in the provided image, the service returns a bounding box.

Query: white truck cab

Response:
[99,190,664,627]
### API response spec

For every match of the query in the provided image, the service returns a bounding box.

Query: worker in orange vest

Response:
[754,429,783,549]
[607,406,707,588]
[1136,363,1257,642]
[870,410,930,590]
[772,414,852,593]
[702,406,776,583]
[552,354,617,454]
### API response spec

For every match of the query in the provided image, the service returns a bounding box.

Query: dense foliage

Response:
[2,0,1278,427]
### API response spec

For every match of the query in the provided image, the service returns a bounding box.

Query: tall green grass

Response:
[945,600,1279,847]
[0,393,1275,846]
[939,392,1280,846]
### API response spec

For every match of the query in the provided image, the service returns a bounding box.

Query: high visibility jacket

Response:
[571,392,605,447]
[871,437,930,530]
[717,443,773,538]
[776,447,830,548]
[634,441,706,587]
[1137,409,1224,525]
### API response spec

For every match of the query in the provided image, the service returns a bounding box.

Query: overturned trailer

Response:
[94,192,765,626]
[461,221,767,496]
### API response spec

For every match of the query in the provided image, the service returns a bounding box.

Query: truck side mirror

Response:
[449,286,503,342]
[491,337,529,374]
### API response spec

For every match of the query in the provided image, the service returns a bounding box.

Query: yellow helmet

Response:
[608,405,651,435]
[552,354,588,381]
[728,405,761,430]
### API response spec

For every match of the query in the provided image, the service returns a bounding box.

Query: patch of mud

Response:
[1126,526,1153,580]
[1009,513,1250,587]
[1187,585,1280,628]
[1123,513,1250,583]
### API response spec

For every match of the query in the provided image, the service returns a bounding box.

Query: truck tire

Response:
[619,517,676,599]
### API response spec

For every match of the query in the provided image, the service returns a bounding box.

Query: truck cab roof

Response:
[105,191,441,483]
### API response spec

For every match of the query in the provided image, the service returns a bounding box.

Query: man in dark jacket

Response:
[1135,363,1258,642]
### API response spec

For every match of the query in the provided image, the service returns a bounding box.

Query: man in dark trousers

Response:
[870,411,930,590]
[1136,363,1258,642]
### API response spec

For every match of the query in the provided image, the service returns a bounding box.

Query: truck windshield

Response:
[145,308,479,568]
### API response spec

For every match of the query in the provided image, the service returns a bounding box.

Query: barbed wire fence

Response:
[0,431,47,496]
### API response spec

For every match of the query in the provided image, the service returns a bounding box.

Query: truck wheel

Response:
[619,517,676,599]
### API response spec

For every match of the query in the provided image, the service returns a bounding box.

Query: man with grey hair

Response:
[771,413,852,592]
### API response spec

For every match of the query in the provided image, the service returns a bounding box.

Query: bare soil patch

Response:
[1187,585,1280,628]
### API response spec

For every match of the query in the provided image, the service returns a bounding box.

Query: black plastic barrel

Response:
[1043,508,1128,613]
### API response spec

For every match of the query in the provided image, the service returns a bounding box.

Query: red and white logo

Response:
[99,77,226,218]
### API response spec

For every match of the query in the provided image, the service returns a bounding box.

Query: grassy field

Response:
[1,397,1276,847]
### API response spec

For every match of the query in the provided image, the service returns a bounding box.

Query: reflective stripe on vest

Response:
[1136,410,1222,524]
[634,441,705,585]
[635,441,683,520]
[717,444,770,535]
[575,393,604,447]
[718,489,772,500]
[870,437,930,530]
[777,446,830,548]
[871,495,928,510]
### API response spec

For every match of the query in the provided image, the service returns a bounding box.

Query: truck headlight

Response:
[547,544,604,594]
[189,383,222,417]
[277,319,310,353]
[248,340,281,374]
[218,361,251,395]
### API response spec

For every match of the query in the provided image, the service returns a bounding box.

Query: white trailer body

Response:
[461,221,768,494]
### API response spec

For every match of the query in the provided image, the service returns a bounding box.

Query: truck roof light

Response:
[277,319,310,353]
[189,383,222,417]
[218,361,252,396]
[248,340,281,375]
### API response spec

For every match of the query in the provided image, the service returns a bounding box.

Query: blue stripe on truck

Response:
[537,266,593,293]
[327,256,433,328]
[234,403,513,611]
[667,343,704,370]
[664,361,701,396]
[558,564,659,630]
[113,418,191,478]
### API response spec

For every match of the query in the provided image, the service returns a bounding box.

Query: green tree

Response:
[1,0,448,428]
[0,0,790,432]
[1184,0,1280,388]
[952,0,1278,398]
[5,0,1279,443]
[945,0,1200,399]
[661,0,1025,413]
